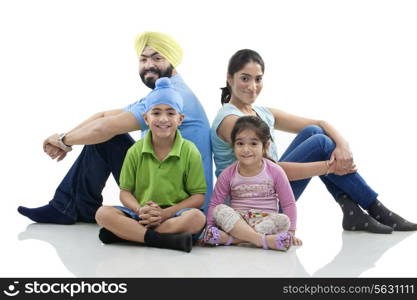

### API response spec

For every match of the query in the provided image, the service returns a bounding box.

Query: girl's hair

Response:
[220,49,265,105]
[230,116,275,162]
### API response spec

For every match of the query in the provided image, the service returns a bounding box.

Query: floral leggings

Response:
[212,204,290,235]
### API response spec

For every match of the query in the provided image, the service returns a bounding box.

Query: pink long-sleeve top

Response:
[207,158,297,231]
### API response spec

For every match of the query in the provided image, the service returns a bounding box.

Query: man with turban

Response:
[18,32,213,227]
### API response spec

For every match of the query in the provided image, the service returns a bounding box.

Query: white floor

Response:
[4,177,417,278]
[2,0,417,279]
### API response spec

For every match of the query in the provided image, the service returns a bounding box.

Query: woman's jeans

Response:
[279,125,378,208]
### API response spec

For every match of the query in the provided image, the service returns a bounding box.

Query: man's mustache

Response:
[143,68,161,76]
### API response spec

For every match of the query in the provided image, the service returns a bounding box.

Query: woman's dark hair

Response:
[230,116,275,162]
[221,49,265,105]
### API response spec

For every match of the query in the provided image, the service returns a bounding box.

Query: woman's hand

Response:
[329,144,357,175]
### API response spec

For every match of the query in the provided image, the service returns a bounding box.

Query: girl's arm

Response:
[268,107,355,177]
[273,165,297,231]
[206,168,233,226]
[272,164,302,246]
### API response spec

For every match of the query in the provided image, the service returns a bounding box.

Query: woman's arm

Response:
[216,115,240,144]
[278,161,340,181]
[268,107,355,175]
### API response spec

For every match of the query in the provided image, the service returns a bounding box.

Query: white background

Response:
[0,0,416,277]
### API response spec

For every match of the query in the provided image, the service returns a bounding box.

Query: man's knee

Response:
[93,134,134,156]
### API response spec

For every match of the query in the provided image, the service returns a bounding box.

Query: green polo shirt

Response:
[119,130,207,208]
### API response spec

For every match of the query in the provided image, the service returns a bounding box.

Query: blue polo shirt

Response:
[124,74,213,212]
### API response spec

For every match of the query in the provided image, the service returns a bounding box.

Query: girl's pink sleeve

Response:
[272,163,297,231]
[206,167,233,226]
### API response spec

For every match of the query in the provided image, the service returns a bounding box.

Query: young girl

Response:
[204,116,302,251]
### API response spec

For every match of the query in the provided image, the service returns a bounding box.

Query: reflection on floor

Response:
[9,222,415,277]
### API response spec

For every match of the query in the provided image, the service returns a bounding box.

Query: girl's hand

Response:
[289,230,303,246]
[292,236,303,246]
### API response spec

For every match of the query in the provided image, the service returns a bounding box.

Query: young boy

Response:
[95,78,207,253]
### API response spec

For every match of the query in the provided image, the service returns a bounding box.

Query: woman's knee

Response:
[300,125,324,136]
[310,133,335,155]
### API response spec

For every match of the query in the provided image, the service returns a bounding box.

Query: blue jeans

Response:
[50,134,135,222]
[279,125,378,209]
[114,206,202,242]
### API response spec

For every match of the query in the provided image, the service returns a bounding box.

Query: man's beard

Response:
[140,65,174,89]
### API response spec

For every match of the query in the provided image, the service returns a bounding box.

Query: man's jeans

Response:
[280,125,378,208]
[50,134,135,222]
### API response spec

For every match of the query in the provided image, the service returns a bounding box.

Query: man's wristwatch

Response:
[58,133,73,152]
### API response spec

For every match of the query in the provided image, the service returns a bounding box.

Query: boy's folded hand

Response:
[138,205,163,228]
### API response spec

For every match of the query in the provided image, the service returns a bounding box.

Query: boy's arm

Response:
[140,144,207,227]
[138,194,204,227]
[162,194,205,219]
[120,189,141,214]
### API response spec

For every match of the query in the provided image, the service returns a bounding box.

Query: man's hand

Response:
[44,144,68,161]
[43,134,72,161]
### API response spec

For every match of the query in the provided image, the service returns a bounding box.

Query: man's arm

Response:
[44,110,140,161]
[63,111,140,145]
[67,109,124,133]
